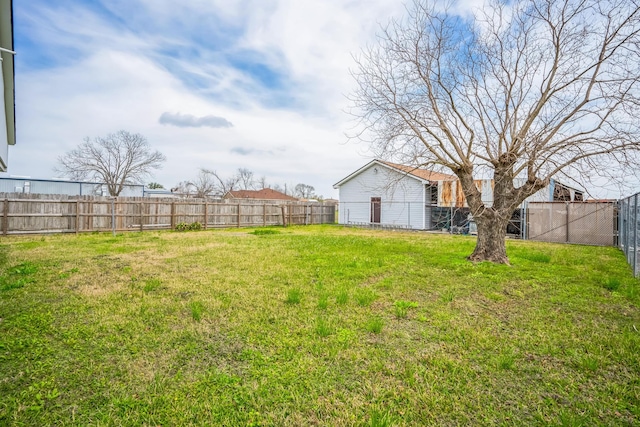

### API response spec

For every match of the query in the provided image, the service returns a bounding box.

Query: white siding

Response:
[337,164,425,228]
[478,180,494,206]
[0,58,7,170]
[0,0,14,171]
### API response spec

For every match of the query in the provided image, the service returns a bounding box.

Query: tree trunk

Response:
[468,215,510,264]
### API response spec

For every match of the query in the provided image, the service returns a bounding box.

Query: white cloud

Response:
[159,112,233,128]
[7,0,418,197]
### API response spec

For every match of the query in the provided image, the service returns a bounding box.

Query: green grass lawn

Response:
[0,225,638,426]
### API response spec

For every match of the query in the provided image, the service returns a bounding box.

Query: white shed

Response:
[333,160,456,229]
[334,159,584,231]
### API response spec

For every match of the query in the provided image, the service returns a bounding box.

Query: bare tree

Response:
[189,168,259,196]
[56,131,166,196]
[237,168,256,190]
[294,183,316,199]
[351,0,640,263]
[200,168,241,196]
[171,181,195,197]
[187,169,219,198]
[257,175,269,189]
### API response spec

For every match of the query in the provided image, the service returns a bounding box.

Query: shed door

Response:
[371,197,381,223]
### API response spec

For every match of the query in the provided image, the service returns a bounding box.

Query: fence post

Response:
[237,204,241,228]
[565,202,570,243]
[281,205,286,227]
[170,202,176,230]
[263,204,266,226]
[624,199,629,253]
[88,201,93,231]
[617,200,623,250]
[289,204,292,225]
[111,198,116,236]
[139,202,144,231]
[204,202,208,230]
[3,198,7,236]
[76,200,80,234]
[520,206,525,239]
[634,194,638,277]
[310,205,313,225]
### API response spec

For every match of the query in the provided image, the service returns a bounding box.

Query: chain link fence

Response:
[338,201,521,235]
[524,202,616,246]
[338,198,640,276]
[618,193,640,277]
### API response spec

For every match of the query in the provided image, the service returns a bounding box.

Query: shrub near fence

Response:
[0,194,336,235]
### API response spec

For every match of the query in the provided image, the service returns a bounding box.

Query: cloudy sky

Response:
[6,0,436,197]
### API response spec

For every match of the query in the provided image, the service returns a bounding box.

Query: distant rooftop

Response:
[225,188,299,201]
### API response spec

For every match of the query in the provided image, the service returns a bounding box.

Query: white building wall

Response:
[337,164,425,228]
[0,0,14,172]
[0,178,144,197]
[474,178,555,207]
[0,59,7,170]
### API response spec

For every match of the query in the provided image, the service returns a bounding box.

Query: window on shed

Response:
[553,184,571,201]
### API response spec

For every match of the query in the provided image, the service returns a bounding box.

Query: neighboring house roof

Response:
[225,188,299,201]
[333,159,455,188]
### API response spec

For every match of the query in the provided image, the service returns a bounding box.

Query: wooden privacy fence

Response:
[0,195,336,235]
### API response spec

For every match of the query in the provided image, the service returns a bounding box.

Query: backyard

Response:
[0,225,638,425]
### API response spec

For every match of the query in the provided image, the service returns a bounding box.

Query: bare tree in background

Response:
[201,169,241,196]
[171,181,194,196]
[56,131,166,196]
[187,170,219,198]
[185,168,264,196]
[237,168,256,190]
[257,175,269,190]
[294,183,316,199]
[177,168,321,199]
[351,0,640,263]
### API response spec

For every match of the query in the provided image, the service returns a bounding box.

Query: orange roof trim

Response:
[379,161,456,182]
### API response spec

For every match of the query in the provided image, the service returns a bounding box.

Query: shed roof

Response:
[378,160,456,182]
[333,159,455,188]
